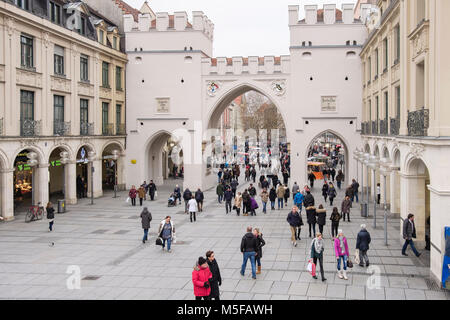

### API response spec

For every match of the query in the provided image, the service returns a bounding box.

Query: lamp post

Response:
[368,155,380,228]
[353,150,363,216]
[380,158,392,246]
[111,150,120,198]
[88,151,96,205]
[59,151,69,200]
[27,152,38,206]
[363,153,371,218]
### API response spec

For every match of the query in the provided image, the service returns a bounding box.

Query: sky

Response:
[126,0,358,57]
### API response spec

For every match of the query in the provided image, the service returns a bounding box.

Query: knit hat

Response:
[198,257,207,266]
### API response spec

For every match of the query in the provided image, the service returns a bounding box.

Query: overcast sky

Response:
[126,0,358,57]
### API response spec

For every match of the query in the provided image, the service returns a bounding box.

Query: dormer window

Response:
[113,37,117,50]
[78,17,86,36]
[49,2,61,24]
[99,29,104,45]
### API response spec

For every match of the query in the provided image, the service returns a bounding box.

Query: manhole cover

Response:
[82,276,101,281]
[91,229,108,234]
[114,230,129,235]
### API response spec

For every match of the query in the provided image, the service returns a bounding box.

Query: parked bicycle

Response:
[25,202,44,223]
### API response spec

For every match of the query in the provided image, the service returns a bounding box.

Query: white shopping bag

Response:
[126,197,130,203]
[354,249,360,265]
[155,191,158,198]
[172,235,177,244]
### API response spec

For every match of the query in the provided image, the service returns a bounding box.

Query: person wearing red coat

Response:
[129,185,137,206]
[192,257,212,300]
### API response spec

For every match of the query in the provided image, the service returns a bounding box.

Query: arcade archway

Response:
[101,142,125,192]
[75,145,94,199]
[145,131,184,186]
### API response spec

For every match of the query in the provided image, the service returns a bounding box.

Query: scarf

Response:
[338,236,345,253]
[314,238,324,254]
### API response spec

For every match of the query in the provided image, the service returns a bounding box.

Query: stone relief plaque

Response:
[321,96,337,112]
[156,98,170,113]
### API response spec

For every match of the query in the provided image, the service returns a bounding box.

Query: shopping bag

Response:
[354,249,360,265]
[155,191,158,198]
[347,258,353,269]
[155,237,163,246]
[172,235,177,244]
[307,259,316,277]
[126,197,130,203]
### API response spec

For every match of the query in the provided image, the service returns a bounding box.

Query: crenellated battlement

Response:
[201,56,290,75]
[289,3,358,26]
[123,11,214,40]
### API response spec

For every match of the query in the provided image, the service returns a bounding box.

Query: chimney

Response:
[123,14,134,32]
[305,5,318,24]
[342,4,354,24]
[193,11,205,31]
[323,4,336,24]
[174,11,187,31]
[156,12,169,31]
[138,13,151,31]
[288,5,299,25]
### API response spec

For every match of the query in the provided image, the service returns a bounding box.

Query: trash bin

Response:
[58,199,66,213]
[360,203,368,218]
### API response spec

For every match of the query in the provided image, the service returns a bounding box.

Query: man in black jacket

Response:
[230,179,239,198]
[402,214,421,257]
[206,251,222,300]
[195,189,204,212]
[224,188,233,214]
[356,224,371,267]
[183,188,192,213]
[248,184,257,198]
[303,190,315,208]
[240,227,258,279]
[148,180,157,201]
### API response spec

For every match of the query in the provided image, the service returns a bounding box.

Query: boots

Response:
[337,270,344,279]
[256,266,261,274]
[343,270,348,280]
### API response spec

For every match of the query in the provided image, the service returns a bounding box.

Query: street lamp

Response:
[363,153,371,218]
[368,155,380,228]
[111,150,120,198]
[380,158,392,246]
[59,151,69,200]
[88,151,96,205]
[27,152,38,206]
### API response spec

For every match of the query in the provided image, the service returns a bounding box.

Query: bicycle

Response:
[25,202,44,223]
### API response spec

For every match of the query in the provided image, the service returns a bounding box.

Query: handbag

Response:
[354,249,360,265]
[155,237,163,246]
[126,197,130,203]
[307,259,316,277]
[347,258,353,269]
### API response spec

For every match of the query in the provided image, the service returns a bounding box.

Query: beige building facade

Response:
[358,0,450,285]
[0,0,128,220]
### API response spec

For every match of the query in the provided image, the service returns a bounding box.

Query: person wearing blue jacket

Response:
[294,191,304,212]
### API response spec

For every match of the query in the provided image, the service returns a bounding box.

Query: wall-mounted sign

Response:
[156,98,170,113]
[321,96,337,112]
[206,81,220,97]
[131,160,137,164]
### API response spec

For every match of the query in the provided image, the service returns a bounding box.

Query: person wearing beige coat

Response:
[276,184,285,210]
[234,192,243,216]
[260,189,269,214]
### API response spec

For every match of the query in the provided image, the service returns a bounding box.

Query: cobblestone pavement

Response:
[0,174,448,300]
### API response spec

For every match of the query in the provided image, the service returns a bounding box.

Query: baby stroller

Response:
[168,194,176,207]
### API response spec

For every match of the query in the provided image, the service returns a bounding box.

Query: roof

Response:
[150,15,193,29]
[114,0,141,22]
[210,57,282,67]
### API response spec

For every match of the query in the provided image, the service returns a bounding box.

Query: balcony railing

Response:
[116,123,126,135]
[371,121,378,135]
[408,107,429,137]
[390,117,400,135]
[20,120,41,137]
[0,118,3,135]
[379,119,388,135]
[53,121,71,136]
[80,122,94,136]
[102,123,114,136]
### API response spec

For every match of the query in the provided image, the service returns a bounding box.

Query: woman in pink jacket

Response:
[334,229,350,280]
[192,257,213,300]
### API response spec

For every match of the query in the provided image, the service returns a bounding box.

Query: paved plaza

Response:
[0,175,448,300]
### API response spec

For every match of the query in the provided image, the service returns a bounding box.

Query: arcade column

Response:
[0,168,14,221]
[65,160,77,205]
[36,164,49,206]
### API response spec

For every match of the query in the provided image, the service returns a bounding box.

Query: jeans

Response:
[190,212,196,222]
[218,195,223,203]
[351,192,359,203]
[331,222,339,238]
[270,201,275,210]
[225,201,232,213]
[313,256,325,279]
[402,239,420,256]
[197,200,203,212]
[262,202,267,213]
[162,238,172,251]
[337,181,341,189]
[309,223,316,237]
[359,250,369,265]
[184,200,189,213]
[277,198,284,209]
[337,255,348,271]
[143,228,148,241]
[49,221,54,231]
[256,256,261,267]
[241,251,256,278]
[294,203,302,213]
